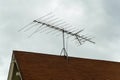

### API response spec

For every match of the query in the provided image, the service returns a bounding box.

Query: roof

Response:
[12,51,120,80]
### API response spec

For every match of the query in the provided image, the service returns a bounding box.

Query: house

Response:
[8,50,120,80]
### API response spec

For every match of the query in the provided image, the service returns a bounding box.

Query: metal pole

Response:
[63,30,65,55]
[61,29,68,61]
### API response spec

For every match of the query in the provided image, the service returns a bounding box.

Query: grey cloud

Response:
[1,0,120,80]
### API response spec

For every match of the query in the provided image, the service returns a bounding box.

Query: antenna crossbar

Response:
[33,20,95,44]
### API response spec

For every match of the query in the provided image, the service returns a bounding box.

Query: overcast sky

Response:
[1,0,120,80]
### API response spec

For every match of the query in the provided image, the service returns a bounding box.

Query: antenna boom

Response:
[33,20,95,44]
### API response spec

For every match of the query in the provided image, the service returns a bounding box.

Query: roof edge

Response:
[12,50,120,64]
[7,53,23,80]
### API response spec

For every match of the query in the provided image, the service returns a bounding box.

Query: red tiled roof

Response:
[13,51,120,80]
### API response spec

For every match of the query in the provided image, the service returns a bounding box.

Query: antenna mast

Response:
[60,29,68,59]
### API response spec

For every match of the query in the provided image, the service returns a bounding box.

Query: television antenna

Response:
[19,12,95,61]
